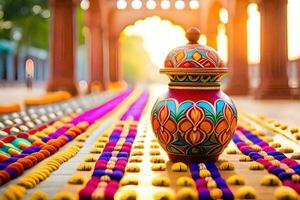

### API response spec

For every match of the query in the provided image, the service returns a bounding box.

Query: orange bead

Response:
[0,170,11,185]
[0,153,9,163]
[32,140,46,147]
[18,158,34,169]
[25,155,38,165]
[65,130,77,139]
[42,145,57,154]
[47,140,61,149]
[57,135,68,145]
[31,152,45,162]
[0,141,5,147]
[40,149,51,158]
[70,127,82,134]
[77,121,89,131]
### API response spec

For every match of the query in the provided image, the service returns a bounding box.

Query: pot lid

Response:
[162,27,227,70]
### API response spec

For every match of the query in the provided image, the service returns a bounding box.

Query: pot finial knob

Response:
[185,27,200,44]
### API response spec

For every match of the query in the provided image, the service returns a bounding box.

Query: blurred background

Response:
[0,0,300,99]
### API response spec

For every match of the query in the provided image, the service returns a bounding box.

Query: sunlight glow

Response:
[122,16,187,68]
[288,0,300,60]
[146,0,156,9]
[132,0,142,9]
[217,24,228,63]
[219,8,228,24]
[247,3,260,64]
[117,0,127,10]
[161,0,170,9]
[189,0,200,10]
[199,34,207,45]
[175,0,185,10]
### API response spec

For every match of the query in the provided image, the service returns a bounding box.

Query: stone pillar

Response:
[109,35,121,82]
[102,30,110,89]
[255,0,292,99]
[47,0,78,95]
[107,12,122,84]
[207,33,218,50]
[84,0,106,89]
[206,2,221,50]
[225,0,249,95]
[101,5,110,89]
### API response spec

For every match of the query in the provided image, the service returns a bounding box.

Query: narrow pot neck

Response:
[168,82,221,90]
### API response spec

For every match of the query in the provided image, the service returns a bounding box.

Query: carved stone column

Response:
[255,0,292,99]
[84,0,105,89]
[225,0,249,95]
[107,10,122,83]
[109,35,121,82]
[47,0,78,95]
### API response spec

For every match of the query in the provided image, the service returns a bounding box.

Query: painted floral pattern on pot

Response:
[151,27,238,162]
[151,98,237,157]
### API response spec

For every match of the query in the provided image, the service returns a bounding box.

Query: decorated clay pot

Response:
[151,27,237,163]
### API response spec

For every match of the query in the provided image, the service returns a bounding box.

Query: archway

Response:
[117,16,203,85]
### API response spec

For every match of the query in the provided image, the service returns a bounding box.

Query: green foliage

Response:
[0,0,49,49]
[76,7,85,45]
[121,35,154,84]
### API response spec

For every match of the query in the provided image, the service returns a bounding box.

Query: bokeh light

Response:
[78,80,89,93]
[161,0,170,9]
[41,10,50,18]
[32,5,42,14]
[132,0,142,9]
[117,0,127,10]
[199,34,207,45]
[189,0,200,10]
[217,24,228,63]
[219,8,228,24]
[12,28,22,41]
[146,0,156,10]
[175,0,185,10]
[80,0,90,10]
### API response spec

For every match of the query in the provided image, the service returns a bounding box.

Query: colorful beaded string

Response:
[42,89,133,142]
[190,162,234,200]
[0,120,63,162]
[233,126,300,194]
[0,89,139,199]
[0,89,133,186]
[79,90,149,200]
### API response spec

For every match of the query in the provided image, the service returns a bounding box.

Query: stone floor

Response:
[0,84,45,105]
[0,85,299,199]
[232,96,300,127]
[0,84,299,127]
